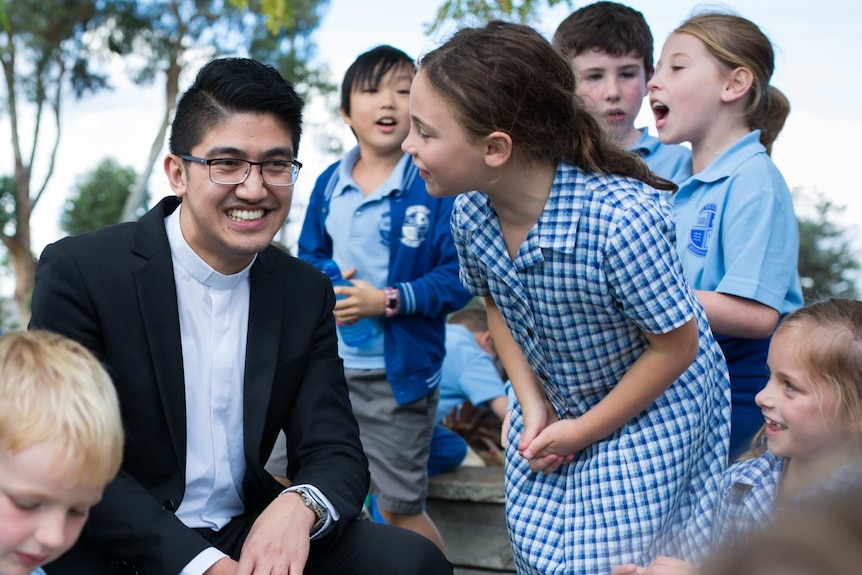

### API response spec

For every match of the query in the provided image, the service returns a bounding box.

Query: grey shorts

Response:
[345,368,438,515]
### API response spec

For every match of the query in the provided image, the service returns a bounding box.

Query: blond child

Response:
[647,11,803,459]
[0,331,123,575]
[614,298,862,575]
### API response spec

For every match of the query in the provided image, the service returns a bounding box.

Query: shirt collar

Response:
[689,130,765,185]
[333,146,410,199]
[165,203,254,290]
[628,127,654,156]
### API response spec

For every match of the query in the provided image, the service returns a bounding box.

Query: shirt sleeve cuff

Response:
[179,547,228,575]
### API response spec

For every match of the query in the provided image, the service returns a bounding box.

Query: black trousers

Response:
[45,517,452,575]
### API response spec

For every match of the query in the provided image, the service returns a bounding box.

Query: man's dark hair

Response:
[169,57,304,157]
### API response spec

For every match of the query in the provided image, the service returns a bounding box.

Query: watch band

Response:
[384,286,400,318]
[285,486,327,535]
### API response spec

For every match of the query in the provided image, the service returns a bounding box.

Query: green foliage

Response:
[794,187,860,303]
[242,0,340,155]
[61,158,147,236]
[243,0,335,99]
[427,0,572,33]
[1,0,138,99]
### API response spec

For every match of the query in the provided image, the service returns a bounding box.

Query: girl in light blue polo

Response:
[648,12,803,460]
[402,21,730,575]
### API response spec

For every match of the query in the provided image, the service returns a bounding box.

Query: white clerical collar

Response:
[165,202,255,290]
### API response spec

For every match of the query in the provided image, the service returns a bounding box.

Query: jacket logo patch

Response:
[401,205,430,248]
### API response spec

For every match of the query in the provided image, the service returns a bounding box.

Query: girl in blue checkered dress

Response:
[401,21,731,575]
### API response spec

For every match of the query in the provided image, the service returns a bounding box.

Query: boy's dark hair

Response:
[553,1,654,75]
[169,57,304,157]
[341,45,415,117]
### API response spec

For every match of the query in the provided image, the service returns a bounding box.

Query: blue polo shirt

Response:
[437,324,506,422]
[629,127,692,185]
[672,130,802,314]
[325,146,413,368]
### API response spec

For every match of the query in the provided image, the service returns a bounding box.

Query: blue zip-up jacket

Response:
[298,156,472,404]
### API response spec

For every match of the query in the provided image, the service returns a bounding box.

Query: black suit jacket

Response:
[30,197,369,573]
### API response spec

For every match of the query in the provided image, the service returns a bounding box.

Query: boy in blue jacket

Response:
[298,45,472,553]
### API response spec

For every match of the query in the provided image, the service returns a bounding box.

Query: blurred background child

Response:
[701,478,862,575]
[648,11,803,459]
[553,1,691,184]
[0,331,123,575]
[429,305,508,476]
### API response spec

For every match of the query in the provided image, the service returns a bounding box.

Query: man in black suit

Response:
[30,57,451,575]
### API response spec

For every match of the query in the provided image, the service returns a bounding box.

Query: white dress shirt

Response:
[166,207,251,574]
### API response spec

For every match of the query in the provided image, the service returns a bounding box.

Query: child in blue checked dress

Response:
[401,21,731,575]
[614,299,862,575]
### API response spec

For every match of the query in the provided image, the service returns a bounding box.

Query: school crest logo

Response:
[401,205,431,248]
[687,203,717,257]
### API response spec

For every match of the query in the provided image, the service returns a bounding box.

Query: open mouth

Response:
[651,100,669,123]
[765,417,787,431]
[377,118,396,126]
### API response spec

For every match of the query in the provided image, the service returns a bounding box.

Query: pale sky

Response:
[5,0,861,267]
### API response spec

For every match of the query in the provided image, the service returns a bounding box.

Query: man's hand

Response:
[235,492,316,575]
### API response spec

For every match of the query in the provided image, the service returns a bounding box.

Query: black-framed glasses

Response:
[179,154,302,187]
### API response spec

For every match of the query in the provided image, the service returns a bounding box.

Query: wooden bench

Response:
[426,466,515,574]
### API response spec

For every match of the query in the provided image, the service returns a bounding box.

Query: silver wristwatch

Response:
[292,486,327,534]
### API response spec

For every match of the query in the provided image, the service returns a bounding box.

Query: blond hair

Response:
[0,330,124,485]
[447,306,489,333]
[675,12,790,155]
[746,299,862,458]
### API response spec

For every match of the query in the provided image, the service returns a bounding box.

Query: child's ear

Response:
[483,131,512,168]
[721,66,754,104]
[475,330,495,357]
[340,106,352,126]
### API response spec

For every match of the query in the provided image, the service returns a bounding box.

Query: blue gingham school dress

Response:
[451,163,731,575]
